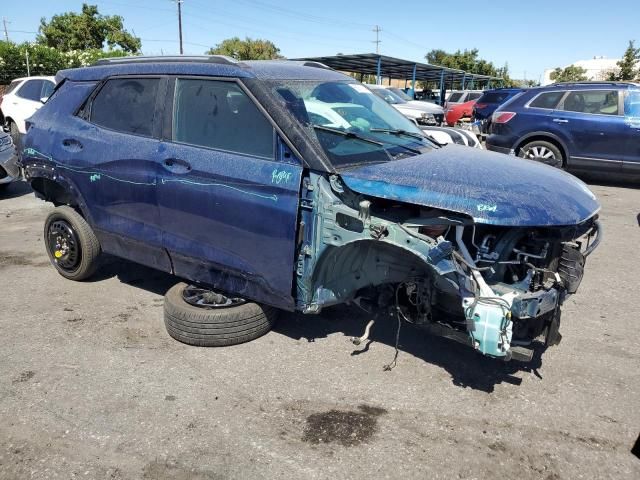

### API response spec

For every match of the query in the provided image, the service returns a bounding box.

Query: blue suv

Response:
[486,82,640,176]
[22,56,601,361]
[472,88,524,135]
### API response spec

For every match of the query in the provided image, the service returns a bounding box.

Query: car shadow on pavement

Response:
[0,181,32,199]
[90,256,177,296]
[274,305,545,394]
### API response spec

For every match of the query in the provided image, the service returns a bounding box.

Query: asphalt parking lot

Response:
[0,179,639,479]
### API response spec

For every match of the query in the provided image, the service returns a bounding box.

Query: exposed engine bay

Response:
[295,173,601,362]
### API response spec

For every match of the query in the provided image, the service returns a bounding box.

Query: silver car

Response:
[0,131,19,190]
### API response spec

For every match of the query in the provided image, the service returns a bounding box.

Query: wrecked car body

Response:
[22,57,601,360]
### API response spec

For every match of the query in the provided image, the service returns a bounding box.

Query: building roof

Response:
[291,53,503,85]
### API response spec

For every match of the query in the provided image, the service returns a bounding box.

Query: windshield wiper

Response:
[369,128,425,140]
[313,125,384,147]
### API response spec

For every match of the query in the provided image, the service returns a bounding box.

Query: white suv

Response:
[1,76,56,147]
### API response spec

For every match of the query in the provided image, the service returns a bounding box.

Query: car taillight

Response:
[492,111,516,124]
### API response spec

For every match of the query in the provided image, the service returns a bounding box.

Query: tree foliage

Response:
[608,40,640,81]
[426,48,501,76]
[550,65,588,83]
[0,41,127,84]
[37,3,140,53]
[206,37,282,60]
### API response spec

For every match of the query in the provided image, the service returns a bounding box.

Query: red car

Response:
[445,99,477,126]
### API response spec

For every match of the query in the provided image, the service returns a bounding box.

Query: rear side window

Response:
[625,89,640,117]
[561,90,619,115]
[478,91,511,104]
[4,80,22,95]
[529,91,564,109]
[16,80,44,101]
[90,78,160,137]
[172,79,274,158]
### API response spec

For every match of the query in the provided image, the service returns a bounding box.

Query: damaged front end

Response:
[295,171,601,361]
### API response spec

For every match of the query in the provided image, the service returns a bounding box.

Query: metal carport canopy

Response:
[291,53,501,86]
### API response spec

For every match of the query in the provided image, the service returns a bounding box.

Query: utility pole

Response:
[3,17,9,42]
[176,0,184,55]
[372,25,382,54]
[25,49,30,76]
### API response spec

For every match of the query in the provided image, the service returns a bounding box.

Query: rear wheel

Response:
[518,140,563,168]
[44,206,101,280]
[164,282,278,347]
[9,121,21,151]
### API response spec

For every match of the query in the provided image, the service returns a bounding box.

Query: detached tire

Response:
[44,206,101,281]
[164,282,278,347]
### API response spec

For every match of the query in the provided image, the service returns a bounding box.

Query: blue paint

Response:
[340,144,599,227]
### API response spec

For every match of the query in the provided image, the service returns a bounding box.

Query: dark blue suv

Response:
[472,88,524,135]
[486,82,640,176]
[22,56,601,361]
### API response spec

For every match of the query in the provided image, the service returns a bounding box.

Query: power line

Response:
[372,25,382,54]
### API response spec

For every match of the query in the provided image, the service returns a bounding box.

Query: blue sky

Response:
[2,0,638,81]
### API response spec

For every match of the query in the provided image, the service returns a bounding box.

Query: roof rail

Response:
[550,80,639,87]
[91,55,243,67]
[300,61,334,71]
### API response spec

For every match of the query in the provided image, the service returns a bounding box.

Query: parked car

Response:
[0,76,56,148]
[445,99,477,126]
[472,88,525,135]
[414,89,441,104]
[23,56,601,362]
[366,84,444,125]
[445,90,483,108]
[486,82,640,175]
[420,125,482,149]
[0,130,19,190]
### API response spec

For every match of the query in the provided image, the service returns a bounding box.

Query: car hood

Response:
[339,145,600,227]
[405,100,443,114]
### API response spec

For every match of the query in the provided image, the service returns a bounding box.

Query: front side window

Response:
[271,80,436,169]
[90,78,160,136]
[16,80,44,101]
[528,91,564,109]
[448,92,463,102]
[562,90,619,115]
[172,79,274,159]
[41,81,55,99]
[467,92,482,101]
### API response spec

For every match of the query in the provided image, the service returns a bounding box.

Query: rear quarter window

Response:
[90,78,160,137]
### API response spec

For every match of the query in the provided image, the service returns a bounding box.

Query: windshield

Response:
[270,80,436,169]
[388,87,413,101]
[370,87,407,105]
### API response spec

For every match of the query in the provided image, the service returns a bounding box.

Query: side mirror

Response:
[40,96,49,104]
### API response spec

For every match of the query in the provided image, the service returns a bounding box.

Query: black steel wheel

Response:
[164,282,278,347]
[44,206,101,280]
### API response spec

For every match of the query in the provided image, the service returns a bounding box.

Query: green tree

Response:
[608,40,640,81]
[549,65,588,83]
[425,48,499,76]
[0,41,128,84]
[37,3,140,53]
[206,37,282,60]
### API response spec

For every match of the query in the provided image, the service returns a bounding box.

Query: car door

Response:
[158,77,303,309]
[13,79,46,131]
[552,89,625,172]
[51,76,171,270]
[622,88,640,174]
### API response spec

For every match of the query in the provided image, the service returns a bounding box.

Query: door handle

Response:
[163,158,191,173]
[61,138,83,151]
[552,118,569,123]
